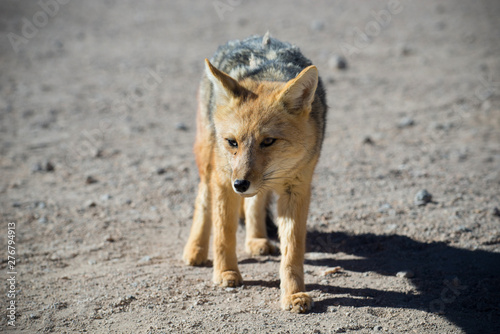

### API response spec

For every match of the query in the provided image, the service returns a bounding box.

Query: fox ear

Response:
[278,65,318,114]
[205,59,244,103]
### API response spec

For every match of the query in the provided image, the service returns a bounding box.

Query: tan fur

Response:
[183,58,322,313]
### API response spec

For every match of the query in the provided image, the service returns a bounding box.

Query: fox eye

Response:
[261,138,276,147]
[226,138,238,148]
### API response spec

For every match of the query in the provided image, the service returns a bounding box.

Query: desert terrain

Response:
[1,1,499,333]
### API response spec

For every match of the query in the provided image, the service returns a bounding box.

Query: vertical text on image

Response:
[6,222,17,327]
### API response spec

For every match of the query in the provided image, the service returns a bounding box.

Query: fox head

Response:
[205,59,319,197]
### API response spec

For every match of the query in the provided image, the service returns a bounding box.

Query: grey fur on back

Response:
[208,34,327,141]
[211,34,312,82]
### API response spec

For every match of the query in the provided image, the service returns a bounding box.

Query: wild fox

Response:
[183,33,327,313]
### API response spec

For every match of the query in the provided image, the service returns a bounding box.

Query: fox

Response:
[183,33,327,313]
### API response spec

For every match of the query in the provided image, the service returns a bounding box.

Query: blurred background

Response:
[1,1,499,333]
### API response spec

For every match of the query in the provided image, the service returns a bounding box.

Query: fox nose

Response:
[233,179,250,193]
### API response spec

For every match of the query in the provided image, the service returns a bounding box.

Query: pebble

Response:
[398,117,415,128]
[414,189,432,206]
[139,256,151,263]
[100,194,112,201]
[363,136,374,145]
[88,259,97,265]
[328,55,348,70]
[86,176,98,184]
[105,235,115,242]
[32,161,55,173]
[493,207,500,218]
[38,216,48,224]
[85,200,97,208]
[310,20,325,31]
[398,44,413,56]
[175,122,188,131]
[31,163,43,173]
[45,161,55,171]
[396,270,415,278]
[327,306,338,312]
[322,266,343,276]
[373,325,383,331]
[378,203,392,213]
[37,201,46,209]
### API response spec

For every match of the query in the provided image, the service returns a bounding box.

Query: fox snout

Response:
[233,179,251,193]
[231,162,258,196]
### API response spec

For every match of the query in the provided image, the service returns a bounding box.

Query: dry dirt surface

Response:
[1,1,500,333]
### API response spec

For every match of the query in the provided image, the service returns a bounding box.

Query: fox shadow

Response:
[305,230,500,333]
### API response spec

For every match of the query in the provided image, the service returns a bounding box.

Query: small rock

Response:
[363,136,374,145]
[398,44,413,56]
[373,325,383,331]
[378,203,392,213]
[37,201,46,209]
[156,167,167,175]
[38,216,48,224]
[88,259,97,265]
[105,235,115,242]
[396,270,415,278]
[323,266,343,276]
[454,225,472,233]
[94,149,104,158]
[124,199,132,205]
[52,301,68,310]
[139,256,151,263]
[114,295,136,307]
[492,207,500,218]
[85,176,98,184]
[12,202,22,208]
[328,54,347,70]
[175,122,188,131]
[85,200,97,208]
[31,163,44,173]
[100,194,112,201]
[414,189,432,206]
[398,117,415,128]
[310,20,325,31]
[225,287,237,293]
[44,161,55,172]
[32,161,55,173]
[327,305,337,312]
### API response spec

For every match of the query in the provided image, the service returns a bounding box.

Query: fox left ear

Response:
[278,65,318,115]
[204,59,244,104]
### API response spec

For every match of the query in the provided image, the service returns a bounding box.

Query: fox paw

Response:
[281,292,313,313]
[183,244,208,266]
[246,238,278,256]
[214,270,243,288]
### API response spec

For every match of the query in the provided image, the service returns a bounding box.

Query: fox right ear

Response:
[205,59,243,103]
[278,65,318,115]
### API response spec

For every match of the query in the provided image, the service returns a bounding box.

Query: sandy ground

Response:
[1,0,500,333]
